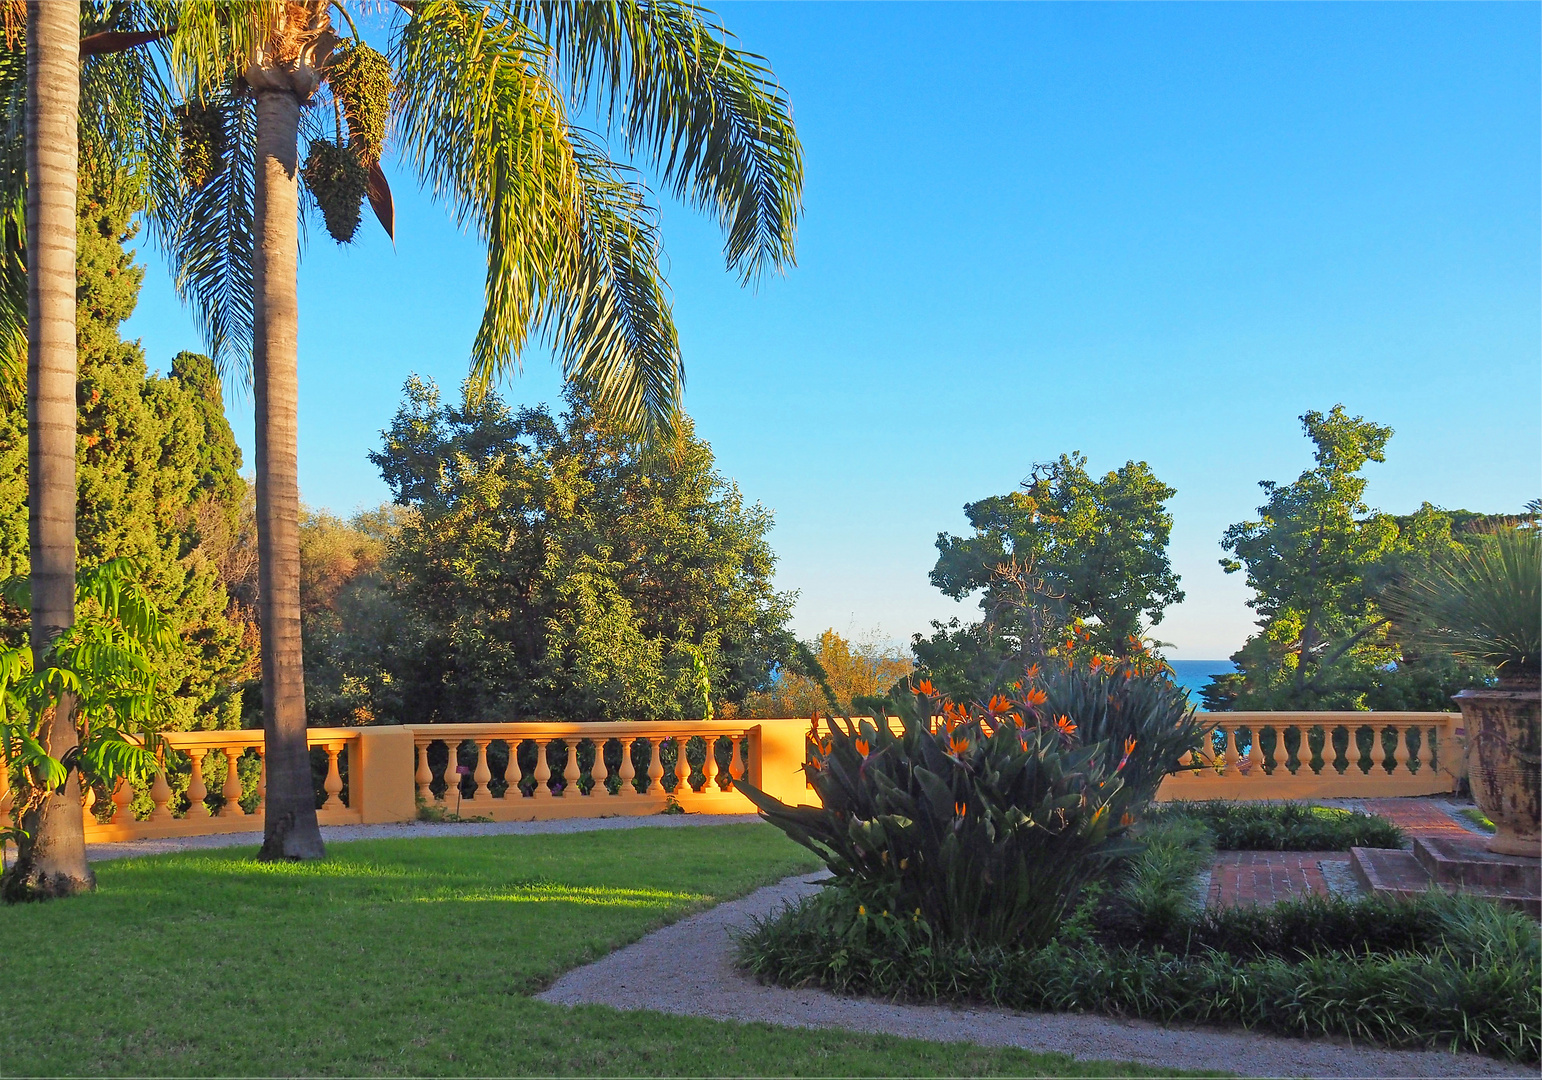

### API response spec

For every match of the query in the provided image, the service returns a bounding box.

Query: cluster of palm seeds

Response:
[175,99,225,190]
[327,40,391,165]
[302,138,368,243]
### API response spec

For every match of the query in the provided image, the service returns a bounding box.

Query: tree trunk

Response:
[2,1,90,901]
[252,88,323,861]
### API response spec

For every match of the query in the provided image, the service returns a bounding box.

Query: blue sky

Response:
[124,2,1541,659]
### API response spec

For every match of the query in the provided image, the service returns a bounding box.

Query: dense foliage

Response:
[914,453,1182,701]
[1207,407,1526,710]
[300,378,794,723]
[742,628,912,718]
[741,817,1539,1064]
[0,185,250,730]
[738,648,1203,949]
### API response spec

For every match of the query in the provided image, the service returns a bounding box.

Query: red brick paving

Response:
[1205,798,1478,908]
[1208,851,1351,907]
[1357,798,1477,840]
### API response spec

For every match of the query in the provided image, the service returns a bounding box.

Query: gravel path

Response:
[538,872,1531,1079]
[77,812,763,862]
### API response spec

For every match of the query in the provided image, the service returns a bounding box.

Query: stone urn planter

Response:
[1455,684,1541,857]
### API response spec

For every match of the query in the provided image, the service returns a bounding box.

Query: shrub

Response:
[739,888,1540,1063]
[1148,800,1403,850]
[738,653,1204,949]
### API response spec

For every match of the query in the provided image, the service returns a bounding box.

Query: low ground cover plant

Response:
[1147,800,1404,850]
[740,814,1540,1063]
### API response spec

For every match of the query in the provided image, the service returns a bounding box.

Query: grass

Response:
[1148,800,1403,850]
[0,824,1208,1078]
[1459,807,1497,832]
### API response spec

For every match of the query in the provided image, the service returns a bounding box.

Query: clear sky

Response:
[123,2,1541,660]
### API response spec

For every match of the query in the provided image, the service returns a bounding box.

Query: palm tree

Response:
[166,1,802,860]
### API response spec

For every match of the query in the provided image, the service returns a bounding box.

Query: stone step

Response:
[1413,834,1542,893]
[1348,846,1541,917]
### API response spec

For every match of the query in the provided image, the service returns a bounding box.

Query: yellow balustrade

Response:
[405,721,808,820]
[0,713,1461,847]
[1156,713,1462,801]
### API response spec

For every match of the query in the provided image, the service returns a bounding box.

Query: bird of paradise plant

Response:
[738,646,1204,948]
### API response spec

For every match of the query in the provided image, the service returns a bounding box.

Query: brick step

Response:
[1349,846,1541,917]
[1413,835,1541,893]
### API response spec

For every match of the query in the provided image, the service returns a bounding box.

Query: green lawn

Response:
[2,824,1218,1077]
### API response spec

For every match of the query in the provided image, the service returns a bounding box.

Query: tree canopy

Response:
[1205,406,1523,710]
[0,183,251,730]
[301,378,794,723]
[912,453,1183,701]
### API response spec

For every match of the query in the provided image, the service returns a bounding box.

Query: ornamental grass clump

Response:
[738,649,1205,949]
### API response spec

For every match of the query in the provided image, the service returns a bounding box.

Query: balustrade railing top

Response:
[0,713,1463,846]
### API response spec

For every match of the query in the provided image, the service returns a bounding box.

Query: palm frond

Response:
[392,2,585,387]
[545,138,681,440]
[516,0,802,283]
[144,82,257,377]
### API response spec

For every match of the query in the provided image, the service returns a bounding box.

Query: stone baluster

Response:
[618,738,637,795]
[416,739,434,803]
[561,739,581,796]
[645,740,664,795]
[729,736,746,791]
[702,735,718,793]
[254,748,266,815]
[321,742,344,811]
[441,740,460,803]
[470,740,491,802]
[1222,725,1238,773]
[1368,725,1387,776]
[591,738,610,795]
[222,747,246,816]
[501,741,520,799]
[532,740,552,798]
[81,784,97,828]
[1390,725,1408,775]
[674,737,692,795]
[148,757,174,823]
[186,748,211,819]
[111,776,134,823]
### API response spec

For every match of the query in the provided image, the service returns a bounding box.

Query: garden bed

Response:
[739,816,1539,1065]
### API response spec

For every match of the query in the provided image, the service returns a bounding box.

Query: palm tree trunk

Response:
[252,87,323,861]
[3,0,91,901]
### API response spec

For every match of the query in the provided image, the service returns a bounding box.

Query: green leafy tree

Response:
[0,559,176,900]
[303,378,794,724]
[1207,407,1513,710]
[914,453,1183,700]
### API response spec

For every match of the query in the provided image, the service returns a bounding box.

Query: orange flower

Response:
[1023,686,1047,707]
[987,694,1013,715]
[1090,656,1102,672]
[1054,715,1077,738]
[915,679,936,697]
[954,801,966,818]
[1123,736,1137,756]
[1024,663,1041,680]
[1010,712,1025,728]
[855,737,871,757]
[944,701,969,724]
[949,733,971,757]
[806,757,821,772]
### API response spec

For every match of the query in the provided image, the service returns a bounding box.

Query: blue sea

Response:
[1168,660,1237,702]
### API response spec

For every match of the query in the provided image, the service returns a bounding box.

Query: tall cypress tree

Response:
[0,183,252,729]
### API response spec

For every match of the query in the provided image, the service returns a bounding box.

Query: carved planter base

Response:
[1455,686,1541,857]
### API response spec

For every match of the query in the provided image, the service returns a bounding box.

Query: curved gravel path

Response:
[538,872,1531,1080]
